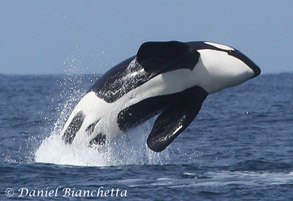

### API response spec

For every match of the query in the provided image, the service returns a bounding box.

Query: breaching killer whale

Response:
[61,41,261,152]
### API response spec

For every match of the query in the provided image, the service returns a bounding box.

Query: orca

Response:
[61,41,261,152]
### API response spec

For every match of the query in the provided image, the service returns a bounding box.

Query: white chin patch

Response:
[205,42,234,51]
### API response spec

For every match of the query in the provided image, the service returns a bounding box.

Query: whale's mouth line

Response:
[227,49,261,79]
[251,66,261,78]
[186,41,261,79]
[226,50,261,79]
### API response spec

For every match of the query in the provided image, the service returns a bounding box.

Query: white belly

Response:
[62,68,198,146]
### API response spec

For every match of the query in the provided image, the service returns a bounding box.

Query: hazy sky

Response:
[0,1,292,74]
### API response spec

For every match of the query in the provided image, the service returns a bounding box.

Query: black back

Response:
[90,56,153,103]
[90,41,200,103]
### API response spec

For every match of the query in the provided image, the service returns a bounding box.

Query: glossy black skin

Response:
[90,41,200,103]
[87,41,205,151]
[186,42,261,77]
[90,41,260,103]
[62,41,260,151]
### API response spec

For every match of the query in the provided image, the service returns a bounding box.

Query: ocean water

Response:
[0,73,292,201]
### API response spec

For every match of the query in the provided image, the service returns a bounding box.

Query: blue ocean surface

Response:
[0,73,292,201]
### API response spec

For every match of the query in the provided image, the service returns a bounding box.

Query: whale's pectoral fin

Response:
[147,87,208,152]
[136,41,199,75]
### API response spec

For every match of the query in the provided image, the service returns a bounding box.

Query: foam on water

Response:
[29,72,160,166]
[35,121,170,167]
[34,84,170,167]
[29,72,156,166]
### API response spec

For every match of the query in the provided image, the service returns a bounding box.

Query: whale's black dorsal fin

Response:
[147,86,208,152]
[136,41,199,75]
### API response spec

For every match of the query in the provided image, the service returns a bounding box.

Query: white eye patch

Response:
[205,42,234,51]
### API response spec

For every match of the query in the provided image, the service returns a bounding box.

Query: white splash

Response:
[34,68,171,167]
[34,115,170,167]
